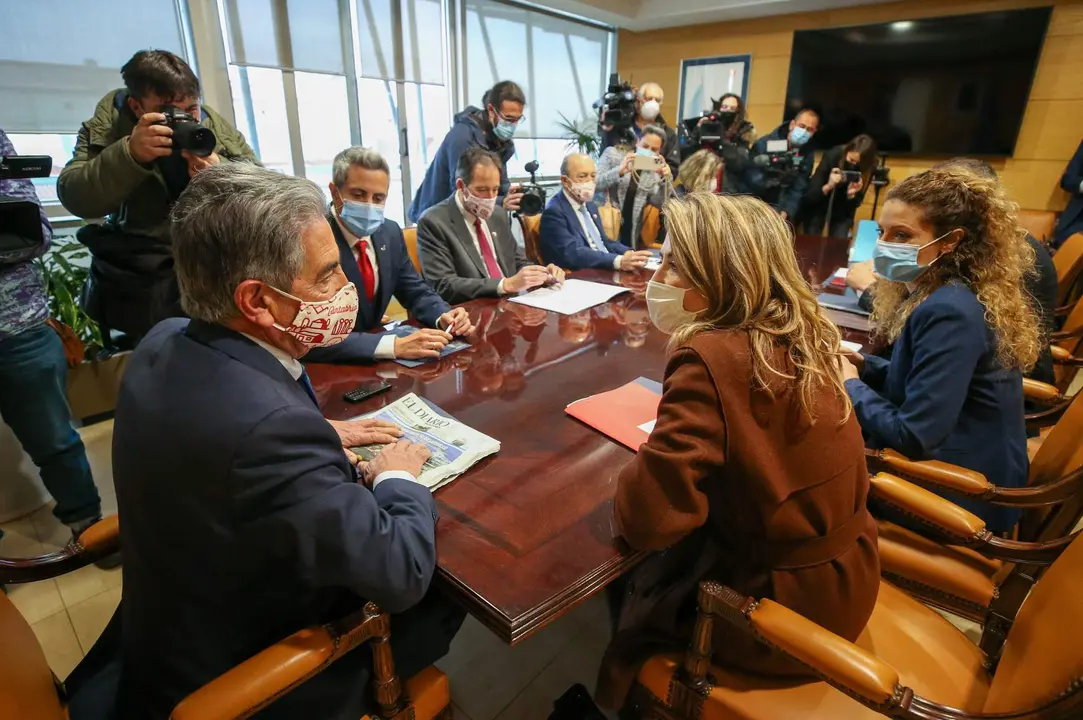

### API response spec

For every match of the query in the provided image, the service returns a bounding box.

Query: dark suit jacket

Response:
[539,191,631,270]
[1053,137,1083,248]
[304,216,450,364]
[416,194,528,304]
[113,319,438,719]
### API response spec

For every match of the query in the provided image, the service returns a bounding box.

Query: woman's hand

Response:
[825,167,843,194]
[847,179,864,199]
[838,354,861,383]
[658,160,671,179]
[618,152,636,177]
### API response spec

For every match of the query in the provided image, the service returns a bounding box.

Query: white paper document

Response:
[509,279,630,315]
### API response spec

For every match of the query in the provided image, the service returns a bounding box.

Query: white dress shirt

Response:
[336,215,398,360]
[240,330,413,489]
[455,191,509,295]
[563,189,622,270]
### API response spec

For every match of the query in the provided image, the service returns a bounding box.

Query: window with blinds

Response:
[460,0,614,176]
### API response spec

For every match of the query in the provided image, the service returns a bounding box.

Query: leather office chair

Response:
[1053,232,1083,314]
[1051,298,1083,394]
[639,205,663,250]
[1017,209,1058,243]
[0,515,451,720]
[627,491,1083,720]
[403,227,423,275]
[517,214,543,265]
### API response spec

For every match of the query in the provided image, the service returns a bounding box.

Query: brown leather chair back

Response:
[1029,391,1083,489]
[403,226,422,274]
[983,532,1083,713]
[0,592,66,720]
[518,214,543,265]
[1054,300,1083,392]
[640,204,662,249]
[1054,232,1083,308]
[1017,210,1057,243]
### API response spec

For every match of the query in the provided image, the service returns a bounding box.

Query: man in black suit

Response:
[113,164,464,719]
[1053,136,1083,249]
[416,147,565,304]
[305,147,476,365]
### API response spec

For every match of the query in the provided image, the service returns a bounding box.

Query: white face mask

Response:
[270,282,359,348]
[646,280,702,335]
[640,100,661,121]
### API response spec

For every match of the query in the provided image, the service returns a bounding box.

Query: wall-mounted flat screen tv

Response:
[783,8,1052,156]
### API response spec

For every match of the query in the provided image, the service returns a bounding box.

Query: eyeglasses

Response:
[494,109,526,125]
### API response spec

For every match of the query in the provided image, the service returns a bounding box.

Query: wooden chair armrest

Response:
[1022,378,1063,404]
[0,514,120,585]
[1025,396,1073,429]
[869,449,992,498]
[1050,324,1083,341]
[171,603,400,720]
[878,522,998,613]
[1050,345,1083,366]
[870,473,987,541]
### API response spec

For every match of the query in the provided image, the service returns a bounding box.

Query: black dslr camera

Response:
[517,161,547,216]
[840,161,862,185]
[595,73,638,147]
[156,106,216,157]
[1,155,53,265]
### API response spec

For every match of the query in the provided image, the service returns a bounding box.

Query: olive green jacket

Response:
[57,89,260,239]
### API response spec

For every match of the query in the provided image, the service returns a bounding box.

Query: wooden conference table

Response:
[306,233,869,645]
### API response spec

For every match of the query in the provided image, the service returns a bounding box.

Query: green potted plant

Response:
[556,113,601,156]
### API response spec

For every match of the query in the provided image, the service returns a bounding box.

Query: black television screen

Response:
[783,8,1052,156]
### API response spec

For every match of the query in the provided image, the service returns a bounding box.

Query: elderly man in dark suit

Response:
[112,164,464,719]
[304,147,476,365]
[1053,136,1083,249]
[539,153,653,271]
[416,147,565,304]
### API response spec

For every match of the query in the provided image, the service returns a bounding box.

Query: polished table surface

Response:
[307,234,870,645]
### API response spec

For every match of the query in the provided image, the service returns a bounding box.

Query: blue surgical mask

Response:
[493,120,517,141]
[790,127,811,147]
[872,231,951,283]
[636,147,656,157]
[339,199,384,238]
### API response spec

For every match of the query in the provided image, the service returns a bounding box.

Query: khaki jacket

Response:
[58,89,260,239]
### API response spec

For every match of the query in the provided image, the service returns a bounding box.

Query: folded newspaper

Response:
[349,393,499,491]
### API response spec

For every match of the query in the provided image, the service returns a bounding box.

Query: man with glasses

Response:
[408,80,527,223]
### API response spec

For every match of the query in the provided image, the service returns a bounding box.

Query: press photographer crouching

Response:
[58,49,258,343]
[747,108,820,221]
[800,134,877,238]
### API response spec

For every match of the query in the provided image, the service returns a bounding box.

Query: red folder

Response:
[566,378,662,451]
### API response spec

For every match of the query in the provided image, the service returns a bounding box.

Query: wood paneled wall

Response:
[617,0,1083,216]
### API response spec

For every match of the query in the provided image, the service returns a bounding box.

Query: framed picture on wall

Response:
[677,54,752,123]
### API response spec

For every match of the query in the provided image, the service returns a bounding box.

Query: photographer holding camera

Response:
[409,81,527,223]
[746,108,821,221]
[58,50,258,340]
[800,134,877,238]
[600,82,680,179]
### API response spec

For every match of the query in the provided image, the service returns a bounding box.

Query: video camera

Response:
[517,161,547,216]
[681,110,738,150]
[595,73,638,147]
[752,140,804,190]
[1,155,53,265]
[157,106,216,157]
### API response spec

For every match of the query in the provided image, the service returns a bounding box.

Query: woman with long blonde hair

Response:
[673,148,723,196]
[840,167,1040,532]
[597,192,878,710]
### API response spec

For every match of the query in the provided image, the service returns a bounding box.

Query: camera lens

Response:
[173,123,217,157]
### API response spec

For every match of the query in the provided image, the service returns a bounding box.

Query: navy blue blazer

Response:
[1053,137,1083,248]
[539,191,632,270]
[304,216,450,364]
[113,319,438,719]
[844,284,1027,532]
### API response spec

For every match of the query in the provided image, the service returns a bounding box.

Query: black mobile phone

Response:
[342,380,391,403]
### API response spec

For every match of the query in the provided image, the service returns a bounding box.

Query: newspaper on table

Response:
[349,393,498,491]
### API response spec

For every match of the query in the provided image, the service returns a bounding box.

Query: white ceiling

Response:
[533,0,898,31]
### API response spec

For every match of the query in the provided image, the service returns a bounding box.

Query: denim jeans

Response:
[0,323,101,526]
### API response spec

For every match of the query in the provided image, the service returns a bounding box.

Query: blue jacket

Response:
[1053,137,1083,248]
[538,191,632,270]
[747,123,815,219]
[845,284,1027,532]
[407,106,516,223]
[304,216,450,365]
[113,318,438,719]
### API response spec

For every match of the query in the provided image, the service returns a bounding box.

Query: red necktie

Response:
[356,239,376,302]
[474,218,503,279]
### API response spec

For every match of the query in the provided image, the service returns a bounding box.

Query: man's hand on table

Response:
[620,251,653,271]
[329,418,403,447]
[360,440,432,488]
[394,328,452,360]
[438,307,475,336]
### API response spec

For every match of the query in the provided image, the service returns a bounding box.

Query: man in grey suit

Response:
[416,147,564,305]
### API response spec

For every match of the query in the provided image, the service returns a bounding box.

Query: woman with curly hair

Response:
[597,192,878,709]
[840,167,1040,532]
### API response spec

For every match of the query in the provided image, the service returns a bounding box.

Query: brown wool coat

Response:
[596,329,880,708]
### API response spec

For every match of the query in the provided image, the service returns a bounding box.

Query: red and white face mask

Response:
[270,282,359,348]
[461,186,497,220]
